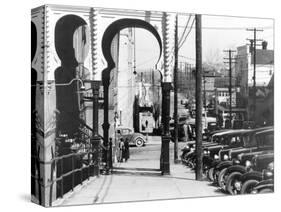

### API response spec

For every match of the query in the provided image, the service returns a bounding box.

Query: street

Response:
[55,136,224,206]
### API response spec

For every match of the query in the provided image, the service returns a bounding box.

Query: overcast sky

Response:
[133,14,274,70]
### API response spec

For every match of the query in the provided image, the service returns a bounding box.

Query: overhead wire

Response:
[178,14,192,47]
[179,16,196,50]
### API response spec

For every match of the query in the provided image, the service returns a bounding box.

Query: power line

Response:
[179,16,196,50]
[178,25,273,30]
[178,14,192,47]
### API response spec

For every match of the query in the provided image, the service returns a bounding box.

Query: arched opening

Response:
[54,14,90,197]
[101,18,163,172]
[54,14,87,138]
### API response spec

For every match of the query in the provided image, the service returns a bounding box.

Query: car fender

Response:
[253,179,274,191]
[134,135,145,143]
[241,171,263,184]
[215,161,233,172]
[225,165,247,176]
[132,133,146,142]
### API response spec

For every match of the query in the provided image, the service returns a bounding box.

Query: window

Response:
[257,132,274,147]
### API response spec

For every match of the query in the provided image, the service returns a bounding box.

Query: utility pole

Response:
[223,49,236,128]
[246,28,263,125]
[174,15,179,163]
[195,14,203,181]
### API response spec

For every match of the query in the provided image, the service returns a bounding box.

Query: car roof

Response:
[255,128,274,135]
[212,129,252,136]
[116,126,132,130]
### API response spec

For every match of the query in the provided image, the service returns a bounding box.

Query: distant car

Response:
[115,127,147,147]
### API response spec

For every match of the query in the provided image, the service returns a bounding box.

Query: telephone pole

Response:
[173,15,179,163]
[223,49,236,128]
[246,28,263,125]
[195,14,203,181]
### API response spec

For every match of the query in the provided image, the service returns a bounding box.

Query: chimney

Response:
[262,41,268,50]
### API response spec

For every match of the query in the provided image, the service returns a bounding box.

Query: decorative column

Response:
[160,12,175,175]
[91,81,101,176]
[102,73,111,174]
[90,8,102,176]
[161,82,172,174]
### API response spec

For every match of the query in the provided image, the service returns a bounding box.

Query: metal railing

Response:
[31,142,99,206]
[31,118,115,206]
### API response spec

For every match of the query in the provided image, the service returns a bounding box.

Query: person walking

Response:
[118,138,125,162]
[124,138,130,162]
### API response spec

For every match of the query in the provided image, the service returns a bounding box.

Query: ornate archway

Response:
[31,6,176,205]
[98,18,171,174]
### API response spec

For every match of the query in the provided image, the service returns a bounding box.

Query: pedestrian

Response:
[118,138,125,162]
[124,138,130,162]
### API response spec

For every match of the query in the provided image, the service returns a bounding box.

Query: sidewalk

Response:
[57,151,225,206]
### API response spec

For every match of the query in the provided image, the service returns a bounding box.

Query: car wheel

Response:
[135,137,144,147]
[207,167,215,182]
[218,168,228,190]
[258,188,273,194]
[240,180,259,194]
[226,172,243,195]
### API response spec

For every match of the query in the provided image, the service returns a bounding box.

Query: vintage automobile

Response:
[181,129,234,166]
[225,152,274,195]
[184,129,248,169]
[251,164,274,194]
[181,129,229,163]
[115,126,147,147]
[170,116,189,142]
[202,129,255,178]
[211,127,273,187]
[208,127,273,183]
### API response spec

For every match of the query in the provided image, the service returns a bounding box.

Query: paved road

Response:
[56,136,224,206]
[121,136,186,170]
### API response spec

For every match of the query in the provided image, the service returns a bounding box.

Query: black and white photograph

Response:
[30,3,275,207]
[2,0,280,211]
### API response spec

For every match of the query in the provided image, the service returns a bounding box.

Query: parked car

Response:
[202,129,254,175]
[185,129,248,169]
[208,127,272,183]
[225,152,274,195]
[181,129,233,166]
[181,129,229,162]
[251,164,274,194]
[216,128,274,193]
[115,126,147,147]
[211,127,273,187]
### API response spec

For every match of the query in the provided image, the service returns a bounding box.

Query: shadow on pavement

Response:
[112,170,162,177]
[114,167,160,172]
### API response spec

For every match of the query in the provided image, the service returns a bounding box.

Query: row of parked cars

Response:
[181,126,274,195]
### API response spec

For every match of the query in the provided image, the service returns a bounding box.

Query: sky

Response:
[133,14,274,70]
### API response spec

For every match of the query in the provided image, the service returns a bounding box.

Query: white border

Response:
[0,0,279,211]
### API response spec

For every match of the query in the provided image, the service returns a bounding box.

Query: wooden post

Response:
[173,15,179,163]
[195,14,203,181]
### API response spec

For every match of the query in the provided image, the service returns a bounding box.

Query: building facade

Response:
[235,44,274,124]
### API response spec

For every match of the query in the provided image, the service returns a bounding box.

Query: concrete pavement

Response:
[55,137,224,206]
